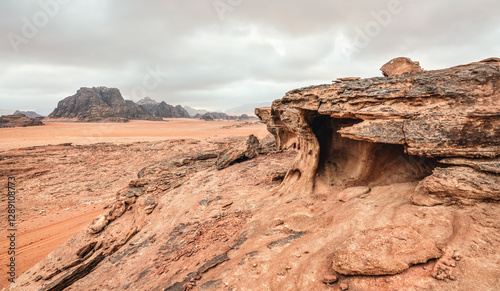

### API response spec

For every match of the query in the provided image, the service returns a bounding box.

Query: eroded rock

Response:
[380,57,423,77]
[88,215,108,234]
[256,57,500,195]
[216,135,260,170]
[338,186,371,202]
[420,166,500,202]
[331,226,442,275]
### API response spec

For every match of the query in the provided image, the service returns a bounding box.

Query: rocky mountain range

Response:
[136,97,190,118]
[195,112,256,121]
[49,87,162,122]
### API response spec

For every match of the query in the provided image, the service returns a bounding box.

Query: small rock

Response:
[380,57,423,77]
[340,282,349,290]
[452,250,462,261]
[222,201,233,208]
[322,275,338,284]
[273,219,284,227]
[88,215,108,234]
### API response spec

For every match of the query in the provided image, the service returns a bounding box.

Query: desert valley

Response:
[0,57,499,290]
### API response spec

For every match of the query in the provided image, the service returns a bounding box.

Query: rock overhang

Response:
[256,57,499,201]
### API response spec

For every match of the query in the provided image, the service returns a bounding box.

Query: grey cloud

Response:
[0,0,499,114]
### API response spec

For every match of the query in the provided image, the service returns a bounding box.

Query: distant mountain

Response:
[225,102,271,115]
[184,106,209,117]
[49,87,161,122]
[137,97,190,118]
[0,114,44,128]
[13,110,45,118]
[136,97,158,112]
[195,112,257,121]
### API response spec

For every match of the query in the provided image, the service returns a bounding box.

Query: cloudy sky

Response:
[1,0,499,115]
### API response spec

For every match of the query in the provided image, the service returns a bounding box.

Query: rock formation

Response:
[256,57,499,201]
[0,114,44,128]
[137,97,190,118]
[8,58,500,291]
[49,87,161,122]
[197,112,256,121]
[331,226,442,275]
[216,135,260,170]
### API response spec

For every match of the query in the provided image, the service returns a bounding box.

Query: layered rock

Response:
[49,87,161,122]
[331,226,442,275]
[0,114,44,128]
[137,97,190,118]
[256,57,499,203]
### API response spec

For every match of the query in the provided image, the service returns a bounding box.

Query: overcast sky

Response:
[1,0,499,115]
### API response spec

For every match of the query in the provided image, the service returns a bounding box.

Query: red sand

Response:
[0,119,268,288]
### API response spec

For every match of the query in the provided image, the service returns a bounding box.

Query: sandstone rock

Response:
[106,201,126,221]
[439,158,500,174]
[420,166,500,202]
[88,215,108,234]
[256,58,500,195]
[259,133,277,154]
[49,87,161,122]
[0,114,44,128]
[216,135,260,170]
[331,226,441,275]
[338,186,371,202]
[141,194,158,215]
[380,57,423,77]
[322,274,338,284]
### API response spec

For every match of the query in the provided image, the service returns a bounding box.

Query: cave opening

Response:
[311,114,437,189]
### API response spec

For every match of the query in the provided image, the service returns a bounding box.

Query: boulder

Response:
[380,57,423,77]
[331,226,441,275]
[216,135,260,170]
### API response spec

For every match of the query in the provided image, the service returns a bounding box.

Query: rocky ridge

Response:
[0,114,44,128]
[137,97,190,118]
[196,112,256,121]
[49,87,161,122]
[7,58,500,290]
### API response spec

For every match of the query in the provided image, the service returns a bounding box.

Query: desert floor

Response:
[0,119,268,288]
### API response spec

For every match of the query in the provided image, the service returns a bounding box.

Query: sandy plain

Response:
[0,119,268,288]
